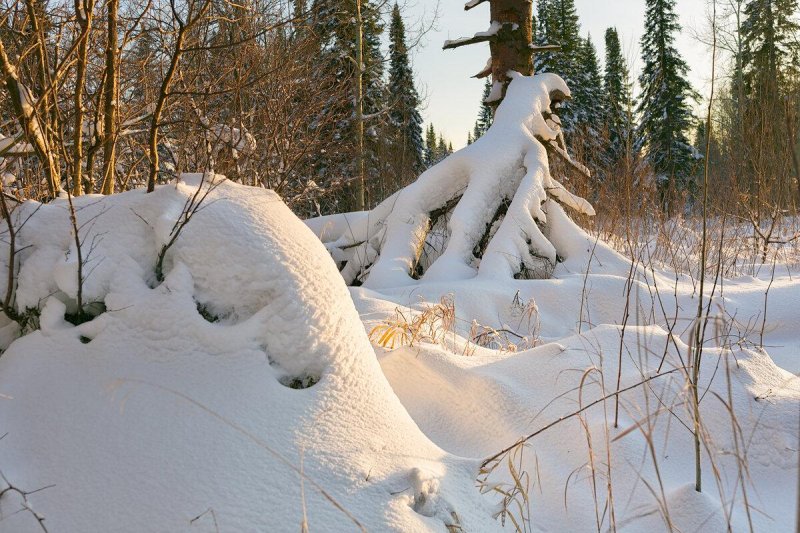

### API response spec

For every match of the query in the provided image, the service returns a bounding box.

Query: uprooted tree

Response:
[307,0,594,289]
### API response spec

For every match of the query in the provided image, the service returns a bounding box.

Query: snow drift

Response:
[0,176,498,531]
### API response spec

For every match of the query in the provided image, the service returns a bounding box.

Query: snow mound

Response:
[372,319,800,532]
[0,178,498,531]
[307,73,597,289]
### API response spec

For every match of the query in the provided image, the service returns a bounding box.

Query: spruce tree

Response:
[739,0,800,208]
[572,35,605,168]
[388,3,424,171]
[573,35,604,132]
[541,0,583,133]
[473,79,493,141]
[534,0,555,73]
[636,0,698,199]
[308,0,388,208]
[437,134,447,163]
[424,124,437,167]
[742,0,800,97]
[362,2,387,120]
[603,27,634,165]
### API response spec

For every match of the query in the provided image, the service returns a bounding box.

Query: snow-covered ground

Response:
[0,66,798,531]
[0,175,795,532]
[353,230,800,532]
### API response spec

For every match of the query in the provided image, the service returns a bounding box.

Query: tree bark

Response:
[73,0,94,196]
[0,39,60,197]
[488,0,533,103]
[101,0,119,195]
[354,0,366,211]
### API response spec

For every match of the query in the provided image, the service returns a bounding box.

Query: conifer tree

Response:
[388,3,424,173]
[636,0,698,201]
[424,124,437,167]
[739,0,800,208]
[437,134,447,162]
[309,0,388,208]
[603,27,634,165]
[540,0,583,133]
[533,0,555,73]
[573,36,604,132]
[572,35,605,168]
[742,0,800,97]
[362,2,387,119]
[473,79,493,141]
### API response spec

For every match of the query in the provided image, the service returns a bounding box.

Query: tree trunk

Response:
[0,39,60,197]
[489,0,533,103]
[72,0,94,196]
[354,0,366,211]
[101,0,119,195]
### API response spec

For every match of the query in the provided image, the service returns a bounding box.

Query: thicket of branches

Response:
[1,0,798,236]
[0,0,439,217]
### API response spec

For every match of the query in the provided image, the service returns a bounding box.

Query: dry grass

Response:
[369,295,456,350]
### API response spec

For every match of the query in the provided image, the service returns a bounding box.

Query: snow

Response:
[0,175,797,532]
[0,176,499,531]
[443,21,507,48]
[0,133,32,156]
[0,83,797,533]
[351,233,800,532]
[308,73,595,289]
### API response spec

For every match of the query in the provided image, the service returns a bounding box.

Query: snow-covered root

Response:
[306,73,594,289]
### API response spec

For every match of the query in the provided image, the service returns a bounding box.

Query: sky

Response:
[405,0,714,148]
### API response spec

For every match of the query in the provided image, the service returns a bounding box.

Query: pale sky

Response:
[405,0,714,148]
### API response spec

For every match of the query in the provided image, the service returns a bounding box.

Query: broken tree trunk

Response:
[488,0,533,103]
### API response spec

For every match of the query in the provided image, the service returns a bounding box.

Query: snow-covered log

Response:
[307,72,594,289]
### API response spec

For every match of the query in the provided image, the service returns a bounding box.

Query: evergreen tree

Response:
[539,0,583,133]
[572,35,605,168]
[424,124,437,167]
[473,79,493,141]
[437,134,447,162]
[739,0,800,209]
[533,0,556,73]
[636,0,698,199]
[293,0,307,33]
[573,35,604,131]
[308,0,388,207]
[362,2,387,120]
[388,3,424,171]
[603,27,635,165]
[742,0,800,97]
